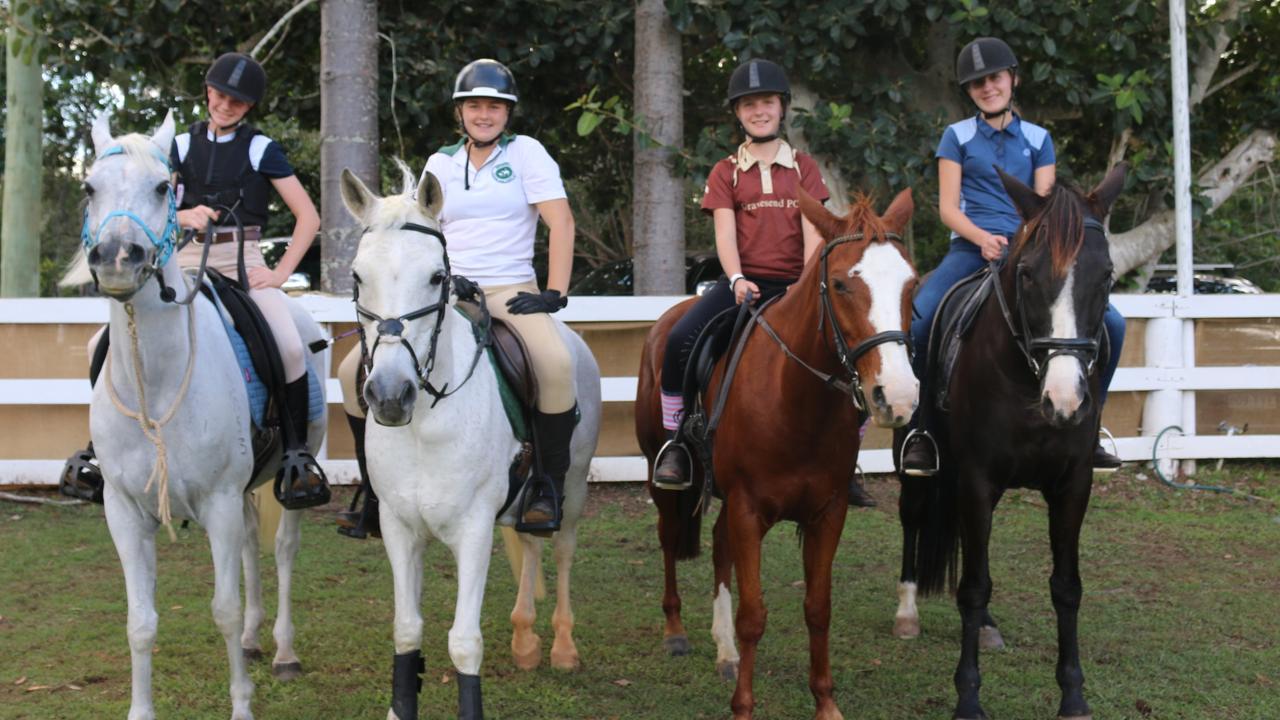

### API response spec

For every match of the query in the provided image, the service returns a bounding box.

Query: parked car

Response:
[571,254,724,296]
[1144,264,1261,294]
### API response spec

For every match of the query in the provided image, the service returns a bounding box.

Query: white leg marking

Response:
[711,582,739,665]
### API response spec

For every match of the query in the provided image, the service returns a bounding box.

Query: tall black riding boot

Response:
[517,405,578,537]
[61,333,111,504]
[274,376,332,509]
[337,413,381,539]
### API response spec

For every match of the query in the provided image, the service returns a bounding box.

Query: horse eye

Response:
[154,181,168,196]
[430,271,446,286]
[83,183,96,197]
[832,278,848,293]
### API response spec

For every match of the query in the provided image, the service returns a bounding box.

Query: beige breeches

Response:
[337,280,575,418]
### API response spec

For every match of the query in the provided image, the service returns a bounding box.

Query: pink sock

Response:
[661,392,684,432]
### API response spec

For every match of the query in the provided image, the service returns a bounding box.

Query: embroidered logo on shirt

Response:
[494,163,515,183]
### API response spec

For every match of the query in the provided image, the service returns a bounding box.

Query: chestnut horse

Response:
[902,165,1126,720]
[636,191,919,720]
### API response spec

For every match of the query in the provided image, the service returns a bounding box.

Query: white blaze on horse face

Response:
[1041,266,1085,416]
[849,243,918,422]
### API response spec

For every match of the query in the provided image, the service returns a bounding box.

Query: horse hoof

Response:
[892,617,920,639]
[513,635,542,671]
[242,647,264,662]
[663,634,691,656]
[550,651,581,671]
[716,659,739,682]
[272,661,303,681]
[979,625,1005,650]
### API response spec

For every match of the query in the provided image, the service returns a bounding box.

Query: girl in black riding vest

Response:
[61,53,330,507]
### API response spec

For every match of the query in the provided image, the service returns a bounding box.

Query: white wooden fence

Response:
[1,293,1277,485]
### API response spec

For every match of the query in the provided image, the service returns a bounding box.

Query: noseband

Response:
[80,145,181,280]
[989,217,1109,381]
[354,222,487,407]
[754,231,912,413]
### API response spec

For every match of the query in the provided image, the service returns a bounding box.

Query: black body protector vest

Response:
[179,121,272,227]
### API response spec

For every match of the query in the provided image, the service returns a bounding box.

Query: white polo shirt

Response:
[422,134,567,286]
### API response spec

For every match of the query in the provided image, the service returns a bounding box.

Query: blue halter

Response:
[80,145,181,269]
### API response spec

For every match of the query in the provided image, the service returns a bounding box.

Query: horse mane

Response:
[842,193,892,244]
[1011,184,1088,279]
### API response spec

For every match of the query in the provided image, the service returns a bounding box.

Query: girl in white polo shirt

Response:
[336,59,578,537]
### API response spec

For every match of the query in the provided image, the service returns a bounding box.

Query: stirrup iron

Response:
[514,472,562,536]
[900,428,940,478]
[651,439,693,491]
[275,448,331,510]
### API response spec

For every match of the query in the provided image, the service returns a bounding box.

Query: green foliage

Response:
[17,0,1280,294]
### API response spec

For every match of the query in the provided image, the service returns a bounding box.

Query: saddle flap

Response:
[931,266,995,411]
[682,307,740,403]
[491,318,538,411]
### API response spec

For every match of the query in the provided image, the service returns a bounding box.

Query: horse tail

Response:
[900,470,959,598]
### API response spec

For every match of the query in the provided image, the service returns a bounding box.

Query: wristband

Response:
[729,273,745,289]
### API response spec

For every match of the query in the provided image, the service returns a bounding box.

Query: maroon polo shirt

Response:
[701,142,830,281]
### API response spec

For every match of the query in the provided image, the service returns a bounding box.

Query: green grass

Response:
[2,464,1279,719]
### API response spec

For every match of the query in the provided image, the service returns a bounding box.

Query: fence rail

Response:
[2,293,1277,484]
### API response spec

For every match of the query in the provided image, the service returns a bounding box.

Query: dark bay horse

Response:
[637,191,920,720]
[901,165,1126,720]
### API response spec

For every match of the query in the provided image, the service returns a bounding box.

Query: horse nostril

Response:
[87,244,103,265]
[872,385,888,409]
[397,381,415,407]
[126,244,145,263]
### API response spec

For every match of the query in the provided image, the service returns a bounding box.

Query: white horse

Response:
[72,113,326,720]
[339,163,601,720]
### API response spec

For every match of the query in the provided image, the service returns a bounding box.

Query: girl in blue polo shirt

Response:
[901,37,1126,474]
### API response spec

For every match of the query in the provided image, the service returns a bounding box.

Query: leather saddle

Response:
[926,266,995,413]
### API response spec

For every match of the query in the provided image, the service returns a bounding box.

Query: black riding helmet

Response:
[727,59,790,142]
[726,59,791,107]
[956,37,1018,87]
[453,59,519,104]
[205,52,266,105]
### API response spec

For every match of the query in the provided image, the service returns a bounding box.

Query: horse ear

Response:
[996,165,1045,221]
[1088,162,1128,217]
[91,113,113,157]
[797,188,842,241]
[418,171,444,218]
[340,168,378,224]
[150,111,176,156]
[881,188,915,234]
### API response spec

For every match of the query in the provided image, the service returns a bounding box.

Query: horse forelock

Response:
[1012,184,1087,279]
[844,194,893,245]
[101,134,169,175]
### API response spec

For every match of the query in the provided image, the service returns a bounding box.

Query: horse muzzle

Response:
[364,372,417,427]
[1039,358,1091,427]
[87,238,152,300]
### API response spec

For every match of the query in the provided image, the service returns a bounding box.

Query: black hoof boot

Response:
[457,672,483,720]
[392,650,424,720]
[60,443,104,504]
[337,414,380,539]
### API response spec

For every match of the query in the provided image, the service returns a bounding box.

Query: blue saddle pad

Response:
[208,289,323,429]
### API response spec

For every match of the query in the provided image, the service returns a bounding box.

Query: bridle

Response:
[353,222,488,408]
[80,145,181,295]
[753,231,913,412]
[989,217,1110,382]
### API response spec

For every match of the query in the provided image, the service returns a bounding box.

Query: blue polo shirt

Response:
[936,113,1054,239]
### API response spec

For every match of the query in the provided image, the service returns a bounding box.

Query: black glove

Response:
[505,288,568,315]
[452,275,481,303]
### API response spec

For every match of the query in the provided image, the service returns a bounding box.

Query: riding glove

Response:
[452,275,481,303]
[506,288,567,315]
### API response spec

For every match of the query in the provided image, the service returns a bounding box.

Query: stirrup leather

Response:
[275,448,331,510]
[900,428,940,477]
[514,472,562,535]
[651,439,693,491]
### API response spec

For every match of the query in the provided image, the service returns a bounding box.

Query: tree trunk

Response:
[319,0,378,294]
[788,82,850,214]
[631,0,684,295]
[1,5,43,297]
[1110,129,1276,276]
